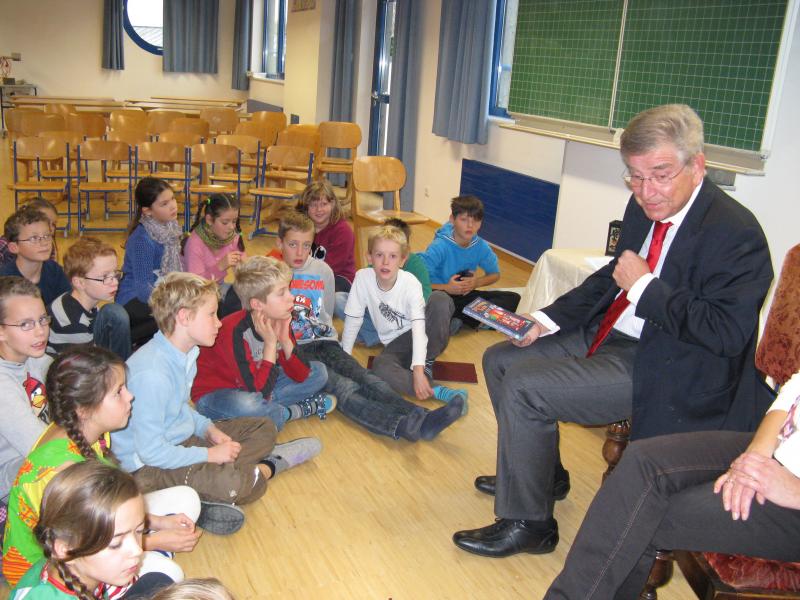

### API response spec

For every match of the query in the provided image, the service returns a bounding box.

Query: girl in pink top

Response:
[183,194,246,315]
[296,180,355,292]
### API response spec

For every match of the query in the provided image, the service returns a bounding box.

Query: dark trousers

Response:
[132,417,276,505]
[373,291,455,396]
[484,327,637,521]
[296,340,425,439]
[545,431,800,600]
[452,289,521,328]
[123,298,158,349]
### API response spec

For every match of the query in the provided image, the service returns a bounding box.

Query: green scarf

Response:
[196,220,236,251]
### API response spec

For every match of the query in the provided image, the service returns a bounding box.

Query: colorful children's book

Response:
[463,297,535,340]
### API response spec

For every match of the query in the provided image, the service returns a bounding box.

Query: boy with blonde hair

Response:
[342,226,466,413]
[47,237,132,359]
[272,212,462,440]
[192,256,334,430]
[112,273,319,526]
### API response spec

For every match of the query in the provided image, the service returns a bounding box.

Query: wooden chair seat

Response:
[78,181,129,193]
[189,183,238,195]
[361,209,430,225]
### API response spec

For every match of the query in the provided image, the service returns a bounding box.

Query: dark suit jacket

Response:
[544,179,773,440]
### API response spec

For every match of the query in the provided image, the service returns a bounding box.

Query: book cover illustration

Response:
[463,297,535,340]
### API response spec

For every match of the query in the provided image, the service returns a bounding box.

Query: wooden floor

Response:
[0,143,693,599]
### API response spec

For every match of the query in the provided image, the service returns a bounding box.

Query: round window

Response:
[123,0,164,56]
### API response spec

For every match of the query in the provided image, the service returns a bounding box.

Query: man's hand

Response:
[412,365,434,400]
[613,250,650,291]
[511,319,546,348]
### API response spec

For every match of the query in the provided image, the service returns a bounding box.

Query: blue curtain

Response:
[163,0,219,73]
[330,0,359,122]
[432,0,495,145]
[232,0,252,90]
[102,0,125,70]
[385,0,423,211]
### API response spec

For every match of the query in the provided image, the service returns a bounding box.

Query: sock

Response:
[395,409,425,441]
[520,517,558,533]
[286,405,302,421]
[432,385,469,415]
[419,395,464,441]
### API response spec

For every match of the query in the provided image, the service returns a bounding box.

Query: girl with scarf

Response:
[182,194,245,317]
[118,178,184,347]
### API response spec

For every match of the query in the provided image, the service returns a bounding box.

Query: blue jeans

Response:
[194,361,328,430]
[95,302,132,360]
[296,340,426,439]
[334,290,348,321]
[355,309,382,347]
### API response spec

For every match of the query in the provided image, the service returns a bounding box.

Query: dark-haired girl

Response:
[117,178,183,346]
[2,346,200,588]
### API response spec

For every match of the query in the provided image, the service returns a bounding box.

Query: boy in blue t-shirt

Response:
[421,195,520,332]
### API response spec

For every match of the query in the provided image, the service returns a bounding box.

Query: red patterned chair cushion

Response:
[755,244,800,387]
[704,552,800,591]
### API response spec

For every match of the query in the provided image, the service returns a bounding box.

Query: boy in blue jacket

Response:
[421,195,520,332]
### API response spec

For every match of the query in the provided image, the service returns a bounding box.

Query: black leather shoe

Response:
[453,518,558,557]
[474,470,571,501]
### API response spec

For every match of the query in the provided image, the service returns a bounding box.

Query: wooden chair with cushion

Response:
[351,155,429,268]
[317,121,362,214]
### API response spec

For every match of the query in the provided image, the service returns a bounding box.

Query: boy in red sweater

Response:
[192,256,335,430]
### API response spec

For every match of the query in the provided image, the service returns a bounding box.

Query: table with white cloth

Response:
[518,248,611,315]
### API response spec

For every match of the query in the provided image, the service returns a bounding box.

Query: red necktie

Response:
[586,221,672,356]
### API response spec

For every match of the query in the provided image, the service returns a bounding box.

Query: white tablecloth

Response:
[518,248,611,314]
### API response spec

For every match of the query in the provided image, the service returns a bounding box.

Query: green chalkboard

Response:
[508,0,788,152]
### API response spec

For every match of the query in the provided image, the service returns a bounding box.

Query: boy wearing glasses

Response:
[0,205,69,305]
[0,276,53,504]
[47,237,132,360]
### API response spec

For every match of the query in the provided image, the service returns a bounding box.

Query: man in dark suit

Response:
[452,104,773,558]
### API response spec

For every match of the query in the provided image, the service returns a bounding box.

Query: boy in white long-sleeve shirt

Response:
[341,226,465,410]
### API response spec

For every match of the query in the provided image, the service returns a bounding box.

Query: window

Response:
[489,0,518,118]
[123,0,164,56]
[262,0,287,79]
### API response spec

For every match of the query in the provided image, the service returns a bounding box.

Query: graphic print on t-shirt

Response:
[378,301,406,331]
[23,373,49,423]
[289,273,333,341]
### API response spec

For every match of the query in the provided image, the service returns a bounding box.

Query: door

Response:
[368,0,395,156]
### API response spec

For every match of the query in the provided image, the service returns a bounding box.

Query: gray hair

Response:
[620,104,704,162]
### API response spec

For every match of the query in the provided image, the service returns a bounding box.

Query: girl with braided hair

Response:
[3,346,202,588]
[10,461,172,599]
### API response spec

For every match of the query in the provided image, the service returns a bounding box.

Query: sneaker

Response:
[433,385,469,416]
[196,501,245,535]
[449,317,463,336]
[293,393,337,421]
[264,437,323,476]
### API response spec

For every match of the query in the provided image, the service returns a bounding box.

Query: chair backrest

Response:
[235,121,281,147]
[146,110,185,136]
[755,243,800,387]
[170,117,211,139]
[78,139,131,162]
[65,113,107,138]
[107,127,150,146]
[265,144,313,171]
[14,136,68,161]
[6,108,42,138]
[37,130,83,149]
[199,107,239,135]
[216,134,261,155]
[251,110,288,132]
[21,113,65,137]
[110,110,147,130]
[158,131,203,147]
[353,156,406,212]
[190,143,240,166]
[43,103,76,117]
[137,141,185,164]
[319,121,362,153]
[277,125,321,160]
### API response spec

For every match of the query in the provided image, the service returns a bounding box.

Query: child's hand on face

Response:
[252,309,277,345]
[274,315,293,345]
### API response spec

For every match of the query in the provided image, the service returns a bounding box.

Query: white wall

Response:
[0,0,246,101]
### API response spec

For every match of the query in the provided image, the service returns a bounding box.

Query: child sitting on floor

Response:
[0,198,59,267]
[47,237,132,360]
[9,461,174,599]
[111,272,321,515]
[117,177,183,347]
[182,193,246,317]
[341,226,466,410]
[3,346,206,587]
[273,212,463,440]
[192,256,335,430]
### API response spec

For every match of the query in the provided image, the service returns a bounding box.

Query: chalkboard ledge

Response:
[503,114,766,175]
